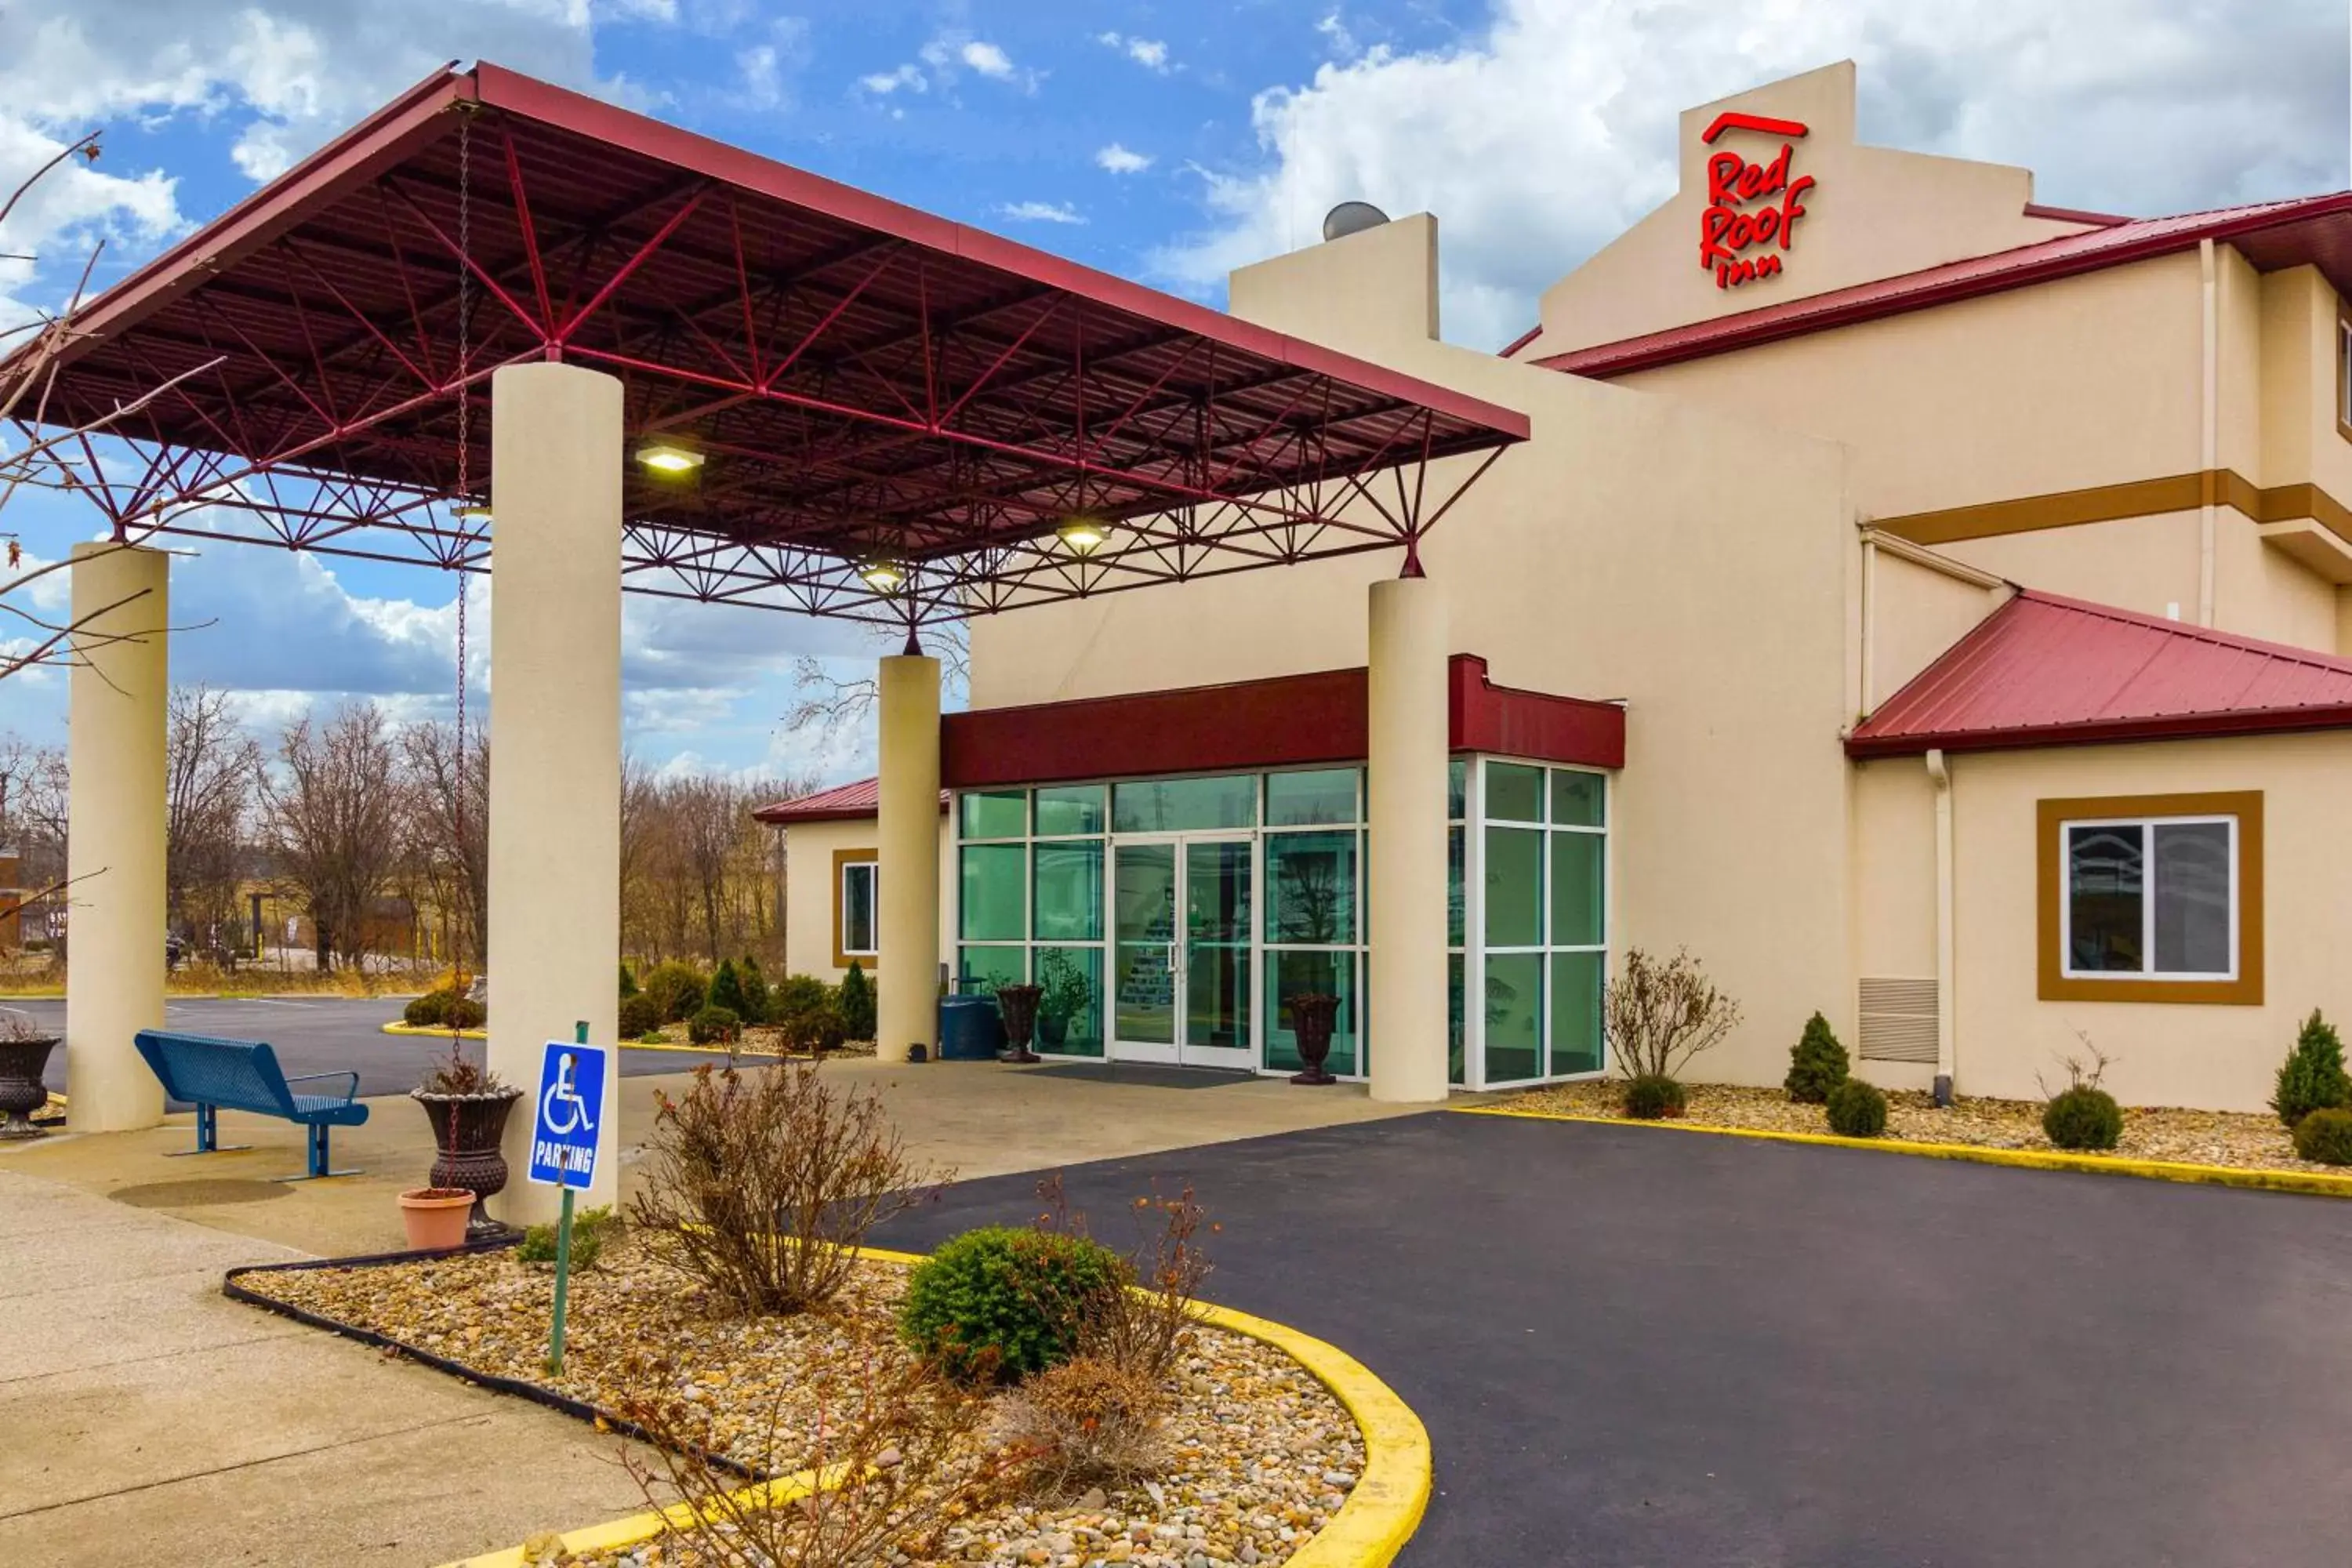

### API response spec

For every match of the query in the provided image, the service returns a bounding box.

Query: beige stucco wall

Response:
[780,814,950,985]
[1935,734,2352,1112]
[1867,549,2004,710]
[972,214,1862,1087]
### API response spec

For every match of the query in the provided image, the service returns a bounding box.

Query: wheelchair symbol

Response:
[541,1051,597,1138]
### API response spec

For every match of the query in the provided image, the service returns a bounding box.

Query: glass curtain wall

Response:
[1263,768,1366,1077]
[1478,759,1609,1087]
[956,785,1108,1056]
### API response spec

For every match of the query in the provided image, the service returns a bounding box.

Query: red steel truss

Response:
[23,63,1526,631]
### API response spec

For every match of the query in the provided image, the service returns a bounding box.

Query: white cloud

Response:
[858,64,926,96]
[996,200,1085,225]
[1095,142,1152,176]
[867,31,1038,100]
[1097,32,1174,74]
[959,41,1015,80]
[1153,0,2347,351]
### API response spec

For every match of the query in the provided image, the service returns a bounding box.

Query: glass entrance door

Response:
[1111,837,1254,1069]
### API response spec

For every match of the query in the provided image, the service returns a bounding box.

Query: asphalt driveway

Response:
[9,996,744,1101]
[879,1110,2352,1567]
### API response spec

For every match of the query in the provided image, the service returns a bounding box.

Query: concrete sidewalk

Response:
[0,1168,644,1568]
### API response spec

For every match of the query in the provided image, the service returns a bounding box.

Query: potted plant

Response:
[397,1185,477,1250]
[410,1036,522,1240]
[1288,993,1341,1085]
[0,1007,60,1140]
[996,982,1044,1065]
[1036,949,1089,1052]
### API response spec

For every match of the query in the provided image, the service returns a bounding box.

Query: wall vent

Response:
[1858,977,1939,1064]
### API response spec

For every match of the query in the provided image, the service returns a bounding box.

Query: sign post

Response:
[529,1020,606,1374]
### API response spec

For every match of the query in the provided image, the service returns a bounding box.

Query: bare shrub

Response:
[630,1062,944,1316]
[1034,1175,1215,1385]
[992,1355,1170,1496]
[1604,947,1742,1080]
[615,1350,1000,1567]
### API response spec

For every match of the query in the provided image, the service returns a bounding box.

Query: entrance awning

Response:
[24,63,1527,629]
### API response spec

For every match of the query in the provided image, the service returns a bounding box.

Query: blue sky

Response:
[0,0,2342,786]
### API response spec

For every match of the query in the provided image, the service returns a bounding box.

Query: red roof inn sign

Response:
[1698,111,1814,290]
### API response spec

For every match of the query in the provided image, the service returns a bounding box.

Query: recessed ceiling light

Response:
[1056,517,1109,555]
[858,560,907,593]
[635,441,705,475]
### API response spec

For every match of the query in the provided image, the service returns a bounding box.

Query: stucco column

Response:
[876,652,941,1064]
[488,362,622,1224]
[64,542,169,1131]
[1367,572,1450,1103]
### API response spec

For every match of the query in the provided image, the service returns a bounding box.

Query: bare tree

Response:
[165,684,260,961]
[262,702,401,971]
[619,768,808,967]
[397,718,488,972]
[786,618,971,740]
[0,734,67,956]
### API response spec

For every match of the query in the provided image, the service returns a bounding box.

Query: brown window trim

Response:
[2035,790,2263,1005]
[2337,302,2352,446]
[832,847,878,971]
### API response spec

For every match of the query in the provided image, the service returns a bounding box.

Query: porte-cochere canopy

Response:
[24,63,1526,629]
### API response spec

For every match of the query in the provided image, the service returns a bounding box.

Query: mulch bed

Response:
[234,1243,1362,1568]
[1503,1080,2343,1174]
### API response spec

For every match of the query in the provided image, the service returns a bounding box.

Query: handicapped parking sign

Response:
[528,1039,608,1189]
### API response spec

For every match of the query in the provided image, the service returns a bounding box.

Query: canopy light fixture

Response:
[634,441,705,475]
[453,503,492,523]
[858,560,907,593]
[1056,517,1109,556]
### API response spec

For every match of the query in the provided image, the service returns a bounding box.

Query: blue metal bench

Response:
[133,1030,368,1180]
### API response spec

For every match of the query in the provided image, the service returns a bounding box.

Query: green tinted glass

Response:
[1447,757,1467,822]
[958,844,1025,940]
[1486,762,1544,823]
[1112,775,1256,833]
[1550,832,1604,947]
[1483,826,1543,947]
[1551,770,1606,828]
[1264,949,1357,1077]
[956,945,1025,997]
[959,790,1027,840]
[1265,768,1359,826]
[1268,830,1356,946]
[1448,953,1465,1087]
[1032,841,1104,942]
[1550,951,1604,1076]
[1034,946,1103,1058]
[1033,784,1106,837]
[1447,826,1465,948]
[1483,953,1542,1083]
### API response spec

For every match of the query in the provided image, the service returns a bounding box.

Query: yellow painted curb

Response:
[1455,1103,2352,1198]
[381,1021,488,1042]
[441,1247,1429,1568]
[615,1037,781,1059]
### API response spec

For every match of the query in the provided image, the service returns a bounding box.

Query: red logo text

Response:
[1697,113,1813,291]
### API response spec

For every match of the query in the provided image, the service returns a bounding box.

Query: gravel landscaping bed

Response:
[1501,1079,2343,1174]
[238,1244,1362,1568]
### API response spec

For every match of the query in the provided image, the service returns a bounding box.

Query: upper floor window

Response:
[2338,310,2352,441]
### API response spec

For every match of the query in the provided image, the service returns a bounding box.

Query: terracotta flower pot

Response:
[398,1187,477,1251]
[412,1086,524,1238]
[996,983,1044,1065]
[0,1034,60,1140]
[1288,993,1341,1085]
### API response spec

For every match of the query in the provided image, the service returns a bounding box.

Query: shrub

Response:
[1825,1078,1888,1138]
[2042,1087,2123,1151]
[708,959,748,1021]
[1784,1012,1850,1104]
[1606,948,1741,1081]
[443,996,485,1030]
[630,1062,938,1316]
[617,993,660,1040]
[1040,1174,1213,1386]
[517,1204,622,1271]
[1623,1073,1686,1120]
[2292,1107,2352,1165]
[687,1004,740,1046]
[2271,1010,2352,1129]
[779,1000,848,1056]
[995,1355,1169,1494]
[619,962,638,1000]
[403,989,452,1027]
[770,973,833,1029]
[738,955,771,1026]
[837,960,876,1042]
[899,1226,1130,1385]
[640,961,706,1024]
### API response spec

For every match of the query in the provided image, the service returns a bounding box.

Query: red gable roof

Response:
[1541,191,2352,379]
[1847,590,2352,758]
[752,778,946,824]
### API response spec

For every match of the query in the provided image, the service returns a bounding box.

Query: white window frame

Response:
[839,858,878,959]
[2057,812,2239,982]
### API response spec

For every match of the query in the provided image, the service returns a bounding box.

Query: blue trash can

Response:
[936,993,1004,1061]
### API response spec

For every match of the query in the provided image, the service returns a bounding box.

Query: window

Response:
[2339,310,2352,441]
[2038,792,2263,1004]
[1479,760,1609,1086]
[835,853,877,967]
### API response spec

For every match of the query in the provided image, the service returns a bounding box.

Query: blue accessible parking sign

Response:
[528,1040,608,1189]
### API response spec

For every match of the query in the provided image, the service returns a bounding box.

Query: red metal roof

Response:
[752,778,946,824]
[1542,191,2352,379]
[1846,590,2352,757]
[26,63,1526,628]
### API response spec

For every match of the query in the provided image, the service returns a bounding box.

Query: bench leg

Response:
[164,1103,252,1158]
[274,1123,362,1182]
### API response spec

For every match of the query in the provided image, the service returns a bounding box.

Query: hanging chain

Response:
[448,109,476,1028]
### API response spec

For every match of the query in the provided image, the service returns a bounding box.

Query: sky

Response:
[0,0,2344,788]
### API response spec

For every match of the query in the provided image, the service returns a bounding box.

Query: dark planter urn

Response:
[412,1087,524,1237]
[0,1035,60,1139]
[1287,993,1341,1085]
[996,984,1044,1065]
